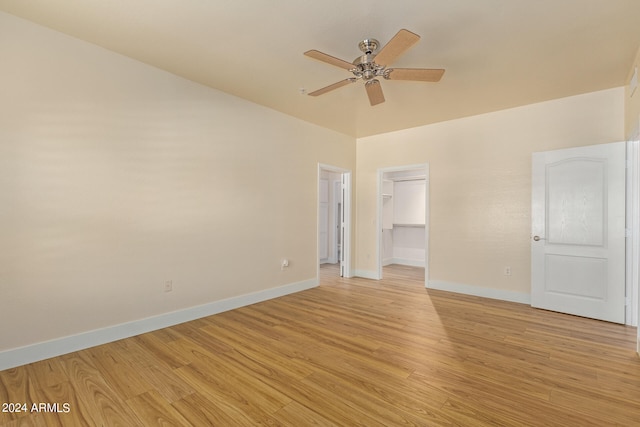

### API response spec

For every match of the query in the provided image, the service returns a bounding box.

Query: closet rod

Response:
[392,177,426,182]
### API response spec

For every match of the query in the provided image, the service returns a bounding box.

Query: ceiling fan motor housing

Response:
[353,38,386,81]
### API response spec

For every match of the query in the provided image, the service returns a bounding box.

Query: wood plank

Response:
[24,359,67,391]
[131,333,190,369]
[85,344,154,400]
[199,322,316,380]
[107,338,196,403]
[35,381,93,426]
[173,364,284,426]
[272,401,338,427]
[171,392,259,427]
[169,339,292,414]
[125,389,191,426]
[1,413,47,427]
[550,387,640,425]
[58,351,142,426]
[0,368,43,425]
[302,370,453,426]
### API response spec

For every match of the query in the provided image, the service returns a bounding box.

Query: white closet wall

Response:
[382,179,394,265]
[393,180,426,225]
[392,179,426,266]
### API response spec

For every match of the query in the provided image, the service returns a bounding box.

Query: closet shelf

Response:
[393,223,425,227]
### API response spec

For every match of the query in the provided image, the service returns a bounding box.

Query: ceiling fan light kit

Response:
[304,29,445,106]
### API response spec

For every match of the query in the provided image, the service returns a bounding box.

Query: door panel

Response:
[532,142,625,323]
[545,254,607,299]
[547,159,605,246]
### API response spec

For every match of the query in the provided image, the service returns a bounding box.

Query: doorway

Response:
[377,164,429,285]
[318,164,351,279]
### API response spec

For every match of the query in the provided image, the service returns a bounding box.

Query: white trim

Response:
[626,139,639,326]
[0,278,317,371]
[388,258,425,268]
[354,270,379,280]
[428,280,531,305]
[628,118,640,354]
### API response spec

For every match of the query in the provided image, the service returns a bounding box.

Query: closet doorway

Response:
[377,164,429,285]
[318,164,352,279]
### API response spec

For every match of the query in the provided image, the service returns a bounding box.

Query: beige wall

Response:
[0,12,355,352]
[356,88,624,295]
[625,46,640,139]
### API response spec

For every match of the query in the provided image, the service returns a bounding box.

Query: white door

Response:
[319,179,329,261]
[333,181,341,264]
[531,142,626,323]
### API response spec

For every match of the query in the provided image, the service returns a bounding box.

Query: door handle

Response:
[533,235,546,241]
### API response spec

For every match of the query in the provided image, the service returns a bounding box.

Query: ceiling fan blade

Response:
[373,29,420,66]
[308,78,357,96]
[304,50,355,71]
[386,68,445,82]
[365,80,385,106]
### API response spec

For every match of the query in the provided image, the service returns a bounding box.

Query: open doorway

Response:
[318,164,351,280]
[377,164,429,285]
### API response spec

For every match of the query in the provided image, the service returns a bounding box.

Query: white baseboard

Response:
[0,278,318,371]
[427,280,531,305]
[389,258,425,268]
[353,270,379,280]
[382,258,394,266]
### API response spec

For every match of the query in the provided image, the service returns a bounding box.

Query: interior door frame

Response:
[376,163,430,286]
[625,121,640,354]
[318,164,352,279]
[626,139,639,328]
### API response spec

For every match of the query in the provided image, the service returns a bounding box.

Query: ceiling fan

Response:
[304,29,444,106]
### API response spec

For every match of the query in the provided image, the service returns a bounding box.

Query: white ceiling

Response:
[1,0,639,138]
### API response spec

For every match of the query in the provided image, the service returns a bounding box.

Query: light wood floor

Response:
[1,264,639,426]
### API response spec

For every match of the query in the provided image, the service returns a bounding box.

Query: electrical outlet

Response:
[504,267,512,276]
[281,259,289,270]
[164,280,173,292]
